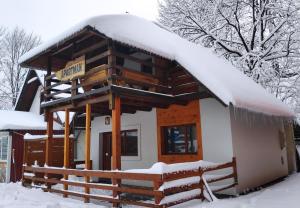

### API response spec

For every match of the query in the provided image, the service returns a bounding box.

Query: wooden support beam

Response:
[45,111,53,190]
[45,111,53,166]
[63,108,70,197]
[112,95,121,207]
[111,95,121,170]
[72,40,107,58]
[84,103,91,203]
[45,57,52,102]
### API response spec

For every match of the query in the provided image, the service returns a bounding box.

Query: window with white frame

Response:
[0,136,8,161]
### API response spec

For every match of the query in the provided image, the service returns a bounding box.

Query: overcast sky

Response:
[0,0,159,41]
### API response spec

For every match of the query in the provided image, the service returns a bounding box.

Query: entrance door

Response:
[102,132,112,170]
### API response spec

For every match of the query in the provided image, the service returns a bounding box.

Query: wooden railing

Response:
[22,158,237,207]
[41,46,174,109]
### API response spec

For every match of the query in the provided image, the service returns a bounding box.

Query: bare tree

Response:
[0,27,40,108]
[0,27,6,66]
[159,0,300,118]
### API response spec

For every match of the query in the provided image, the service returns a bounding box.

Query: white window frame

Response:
[0,136,9,162]
[0,135,11,183]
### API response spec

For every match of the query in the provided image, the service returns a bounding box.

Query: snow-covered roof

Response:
[0,110,62,130]
[19,14,294,117]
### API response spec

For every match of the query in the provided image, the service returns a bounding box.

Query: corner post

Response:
[199,168,204,201]
[63,108,70,197]
[233,157,238,184]
[84,103,91,203]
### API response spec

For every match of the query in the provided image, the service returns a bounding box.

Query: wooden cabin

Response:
[19,15,296,207]
[0,70,63,183]
[0,111,62,183]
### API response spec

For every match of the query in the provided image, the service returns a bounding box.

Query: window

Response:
[162,124,197,154]
[121,130,138,156]
[0,137,8,161]
[141,58,153,74]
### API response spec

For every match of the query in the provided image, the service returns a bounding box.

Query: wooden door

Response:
[102,132,112,170]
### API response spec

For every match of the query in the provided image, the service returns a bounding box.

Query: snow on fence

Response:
[22,158,237,207]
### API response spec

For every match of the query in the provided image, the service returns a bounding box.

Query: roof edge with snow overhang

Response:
[19,14,294,118]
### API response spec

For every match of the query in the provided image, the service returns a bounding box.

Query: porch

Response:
[22,158,237,207]
[21,26,236,206]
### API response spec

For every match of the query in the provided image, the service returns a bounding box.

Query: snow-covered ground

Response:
[0,183,103,208]
[1,174,300,208]
[174,173,300,208]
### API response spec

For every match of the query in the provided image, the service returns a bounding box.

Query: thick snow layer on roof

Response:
[20,15,294,117]
[0,110,61,130]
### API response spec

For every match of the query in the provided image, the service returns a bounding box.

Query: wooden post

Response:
[45,57,52,102]
[153,177,163,205]
[71,79,78,97]
[22,141,28,186]
[233,157,238,184]
[84,103,91,203]
[45,111,53,166]
[63,108,70,197]
[111,95,121,207]
[199,168,204,201]
[112,95,121,170]
[45,110,53,190]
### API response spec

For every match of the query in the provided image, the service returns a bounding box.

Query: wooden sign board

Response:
[56,56,85,81]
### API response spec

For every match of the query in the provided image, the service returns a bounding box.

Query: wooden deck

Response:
[22,158,237,207]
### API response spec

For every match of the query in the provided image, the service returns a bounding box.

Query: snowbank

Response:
[20,14,294,117]
[171,173,300,208]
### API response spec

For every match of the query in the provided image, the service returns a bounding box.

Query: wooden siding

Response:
[23,135,73,168]
[10,130,48,182]
[156,100,203,163]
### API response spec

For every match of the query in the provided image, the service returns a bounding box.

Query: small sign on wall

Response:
[55,55,85,81]
[105,116,110,125]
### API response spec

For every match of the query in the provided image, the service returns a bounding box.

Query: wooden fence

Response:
[23,137,74,167]
[23,158,237,207]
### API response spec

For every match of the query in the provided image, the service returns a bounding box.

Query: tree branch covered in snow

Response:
[0,27,40,109]
[159,0,300,120]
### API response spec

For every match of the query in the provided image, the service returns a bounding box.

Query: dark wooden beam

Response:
[122,98,166,109]
[111,85,187,106]
[42,86,110,109]
[72,40,107,58]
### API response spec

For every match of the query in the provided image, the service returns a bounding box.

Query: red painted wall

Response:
[10,130,63,182]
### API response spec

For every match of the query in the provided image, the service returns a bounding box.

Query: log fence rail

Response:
[23,158,237,207]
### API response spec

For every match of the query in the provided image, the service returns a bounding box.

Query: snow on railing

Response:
[22,158,237,207]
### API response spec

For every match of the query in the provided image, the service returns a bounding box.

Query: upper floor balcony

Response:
[21,27,212,114]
